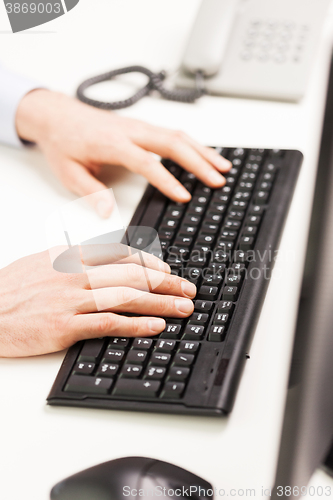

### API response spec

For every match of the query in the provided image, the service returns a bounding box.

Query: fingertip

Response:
[148,317,166,333]
[174,185,191,202]
[96,195,113,218]
[207,170,226,187]
[213,155,232,172]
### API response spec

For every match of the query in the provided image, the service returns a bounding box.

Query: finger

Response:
[116,142,192,203]
[61,159,114,218]
[81,287,194,316]
[69,313,166,343]
[86,263,196,298]
[137,125,232,172]
[80,243,171,274]
[182,138,232,172]
[133,129,228,188]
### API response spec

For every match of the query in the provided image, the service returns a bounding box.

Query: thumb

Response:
[64,160,114,218]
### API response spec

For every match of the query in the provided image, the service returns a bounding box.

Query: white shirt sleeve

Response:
[0,64,41,147]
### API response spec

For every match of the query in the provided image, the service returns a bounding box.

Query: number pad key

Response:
[73,362,95,375]
[120,364,142,378]
[149,352,171,366]
[126,350,147,364]
[144,366,166,380]
[102,349,125,363]
[96,363,119,378]
[155,339,176,352]
[188,312,209,325]
[183,324,205,340]
[160,324,182,339]
[178,341,200,354]
[132,338,153,349]
[166,367,190,382]
[107,338,129,349]
[161,382,185,399]
[173,353,195,367]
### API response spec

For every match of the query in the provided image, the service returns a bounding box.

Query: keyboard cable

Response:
[76,65,206,110]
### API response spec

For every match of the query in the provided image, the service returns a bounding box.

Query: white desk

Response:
[0,1,333,499]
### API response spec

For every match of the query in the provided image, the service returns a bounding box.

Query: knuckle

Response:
[97,314,115,335]
[117,286,135,306]
[126,263,143,283]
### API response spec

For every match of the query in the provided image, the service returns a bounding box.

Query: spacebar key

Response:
[113,379,160,397]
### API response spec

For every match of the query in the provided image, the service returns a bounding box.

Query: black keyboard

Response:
[47,147,302,415]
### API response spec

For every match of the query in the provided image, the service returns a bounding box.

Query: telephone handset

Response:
[178,0,331,102]
[182,0,239,77]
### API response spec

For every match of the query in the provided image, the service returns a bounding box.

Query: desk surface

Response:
[1,1,333,499]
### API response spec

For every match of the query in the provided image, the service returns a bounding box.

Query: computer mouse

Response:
[50,456,213,500]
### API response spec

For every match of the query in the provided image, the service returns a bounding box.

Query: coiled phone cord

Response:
[76,65,206,110]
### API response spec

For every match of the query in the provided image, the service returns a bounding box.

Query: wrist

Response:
[15,89,63,144]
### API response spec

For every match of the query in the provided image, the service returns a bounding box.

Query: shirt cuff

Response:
[0,69,42,148]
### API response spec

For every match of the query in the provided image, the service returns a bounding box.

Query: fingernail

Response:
[96,198,113,218]
[181,280,197,298]
[175,298,194,314]
[174,185,191,201]
[148,318,166,333]
[208,170,225,186]
[214,155,232,171]
[158,260,171,273]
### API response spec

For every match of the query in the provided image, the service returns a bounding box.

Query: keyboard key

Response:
[226,274,242,286]
[243,226,257,236]
[239,236,254,251]
[126,350,148,364]
[78,339,105,363]
[120,364,142,378]
[196,234,215,245]
[161,382,185,399]
[208,326,226,342]
[183,324,205,340]
[202,275,223,287]
[197,285,218,300]
[187,312,209,325]
[174,236,193,247]
[234,250,249,263]
[65,375,112,394]
[107,338,130,349]
[160,324,182,339]
[194,300,214,312]
[254,191,269,204]
[213,313,229,325]
[222,286,239,301]
[249,205,265,215]
[132,338,153,349]
[217,301,234,313]
[96,363,119,378]
[73,362,95,375]
[144,366,166,380]
[216,240,234,251]
[166,367,190,382]
[149,352,171,366]
[201,222,219,234]
[220,230,238,241]
[245,215,261,225]
[102,349,125,363]
[155,339,176,352]
[113,379,160,397]
[173,353,195,367]
[178,341,200,353]
[231,263,246,275]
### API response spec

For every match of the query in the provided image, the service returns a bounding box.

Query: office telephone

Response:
[177,0,332,102]
[77,0,331,109]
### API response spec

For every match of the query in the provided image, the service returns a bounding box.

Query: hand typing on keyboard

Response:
[0,246,195,358]
[15,90,231,218]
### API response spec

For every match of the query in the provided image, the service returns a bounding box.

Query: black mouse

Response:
[50,456,213,500]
